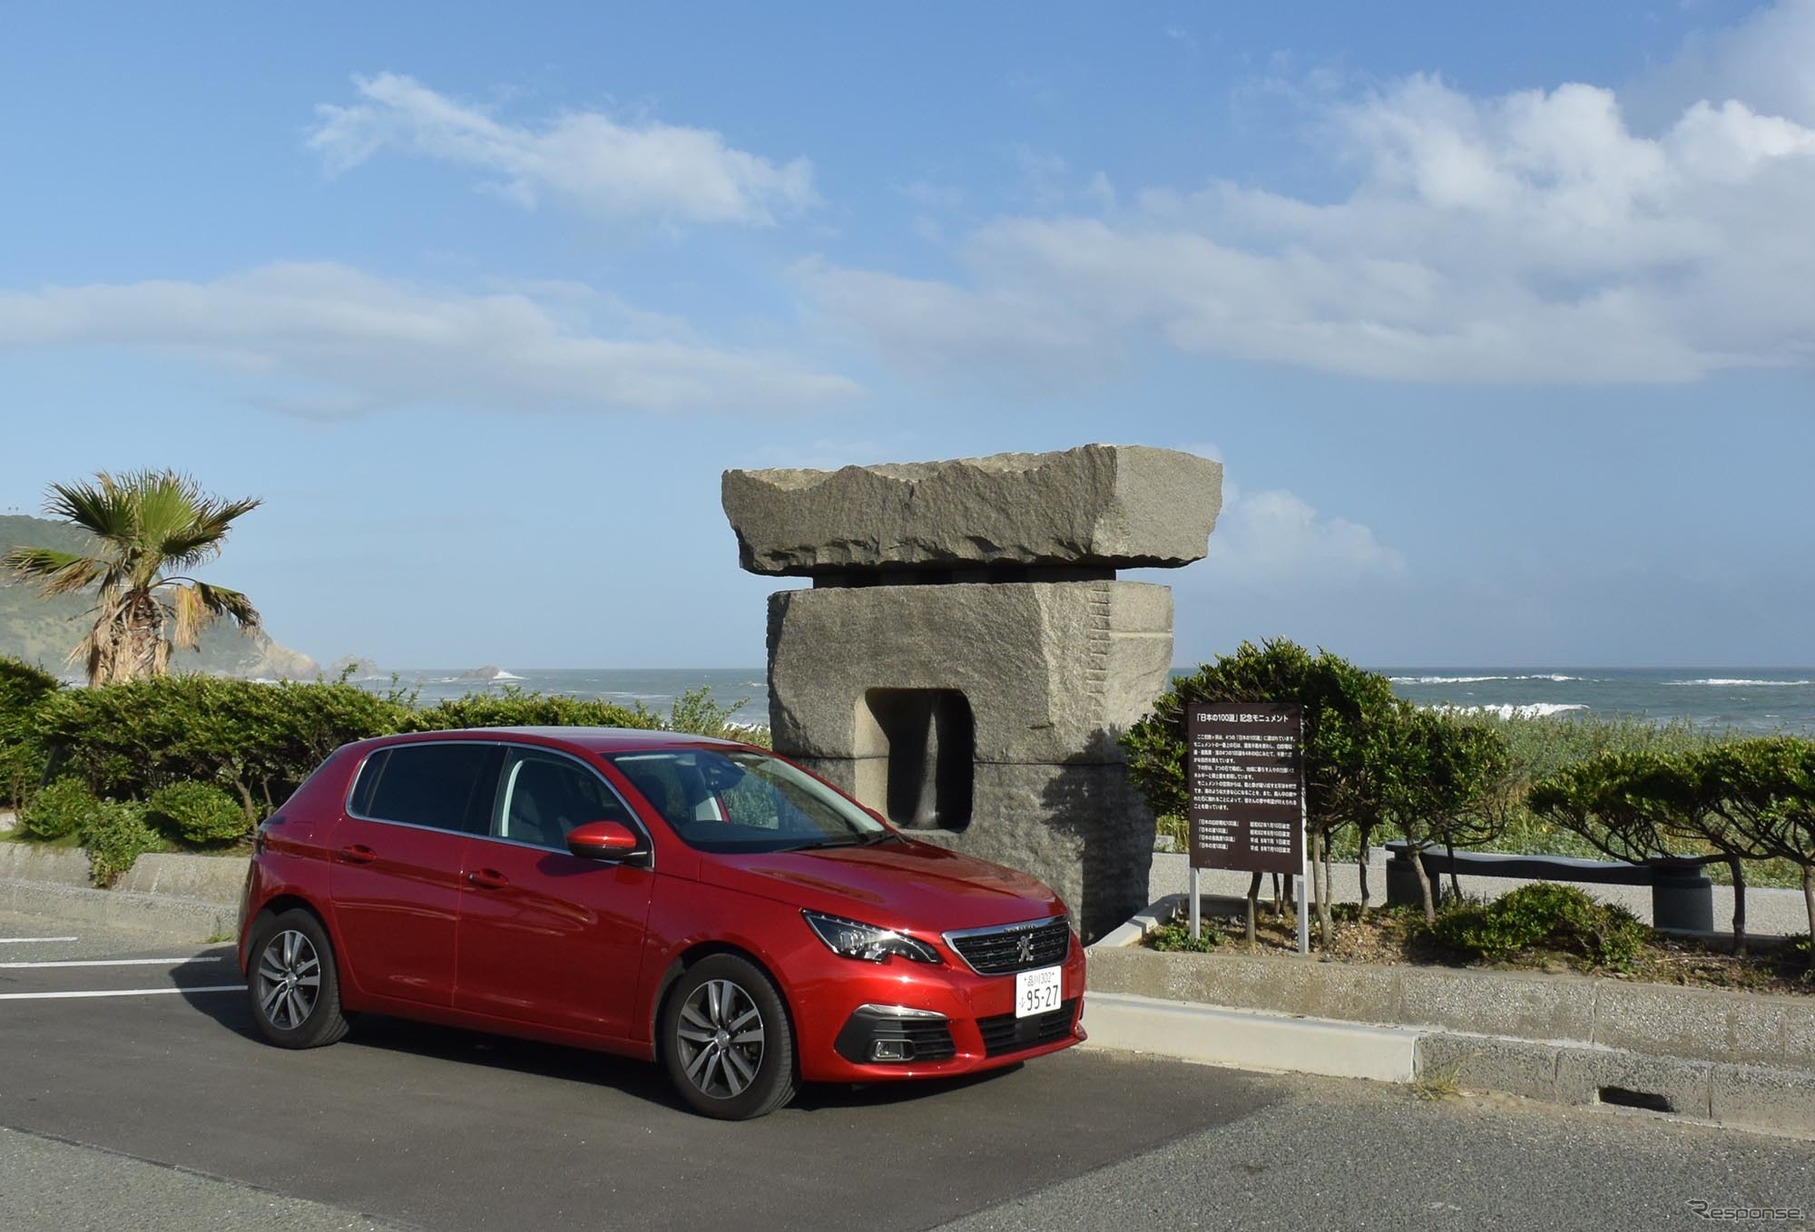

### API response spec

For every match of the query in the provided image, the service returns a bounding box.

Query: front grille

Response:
[945,917,1072,975]
[977,999,1079,1058]
[891,1019,957,1061]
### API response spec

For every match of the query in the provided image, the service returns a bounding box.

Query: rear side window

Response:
[350,743,502,834]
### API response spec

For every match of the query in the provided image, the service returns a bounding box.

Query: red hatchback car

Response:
[238,727,1086,1119]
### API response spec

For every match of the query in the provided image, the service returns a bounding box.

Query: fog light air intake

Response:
[834,1004,957,1065]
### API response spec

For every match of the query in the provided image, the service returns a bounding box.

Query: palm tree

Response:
[0,470,263,685]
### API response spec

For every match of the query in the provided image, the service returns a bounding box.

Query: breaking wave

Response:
[1427,703,1591,720]
[1668,678,1811,688]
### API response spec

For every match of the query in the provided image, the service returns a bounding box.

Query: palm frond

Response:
[193,581,261,631]
[0,546,108,596]
[169,583,206,651]
[139,474,262,573]
[45,475,139,545]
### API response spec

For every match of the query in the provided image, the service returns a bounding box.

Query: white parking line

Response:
[0,937,79,944]
[0,985,246,1001]
[0,957,224,969]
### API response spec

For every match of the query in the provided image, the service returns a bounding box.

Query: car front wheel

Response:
[247,908,350,1049]
[660,954,797,1120]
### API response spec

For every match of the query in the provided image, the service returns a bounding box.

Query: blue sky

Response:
[2,1,1811,670]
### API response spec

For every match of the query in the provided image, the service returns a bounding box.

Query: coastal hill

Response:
[0,513,318,680]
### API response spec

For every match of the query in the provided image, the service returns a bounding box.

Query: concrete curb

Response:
[1082,992,1419,1082]
[0,877,237,943]
[0,844,244,942]
[1415,1031,1815,1139]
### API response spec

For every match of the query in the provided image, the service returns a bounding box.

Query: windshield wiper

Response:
[788,831,898,851]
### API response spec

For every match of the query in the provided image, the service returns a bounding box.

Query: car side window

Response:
[351,743,502,834]
[495,750,635,850]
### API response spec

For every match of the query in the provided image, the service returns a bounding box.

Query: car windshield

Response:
[606,748,892,854]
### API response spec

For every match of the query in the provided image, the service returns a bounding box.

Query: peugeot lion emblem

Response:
[1016,934,1035,964]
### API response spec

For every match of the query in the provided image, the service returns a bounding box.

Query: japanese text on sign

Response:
[1185,702,1305,876]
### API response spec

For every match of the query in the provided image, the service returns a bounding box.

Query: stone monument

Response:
[722,444,1222,939]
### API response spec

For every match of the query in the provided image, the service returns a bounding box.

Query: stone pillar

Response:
[723,444,1221,940]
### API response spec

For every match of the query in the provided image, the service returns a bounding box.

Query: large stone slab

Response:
[767,581,1173,764]
[724,444,1222,576]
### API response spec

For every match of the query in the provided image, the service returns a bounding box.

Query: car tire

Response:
[247,908,350,1049]
[660,954,797,1120]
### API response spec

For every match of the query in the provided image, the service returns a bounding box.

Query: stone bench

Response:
[1384,840,1715,931]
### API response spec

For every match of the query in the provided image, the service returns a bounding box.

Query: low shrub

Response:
[79,800,158,888]
[15,775,98,840]
[1148,918,1224,952]
[1433,883,1647,970]
[663,686,765,744]
[146,781,249,845]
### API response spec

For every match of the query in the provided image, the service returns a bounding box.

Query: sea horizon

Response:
[339,665,1815,736]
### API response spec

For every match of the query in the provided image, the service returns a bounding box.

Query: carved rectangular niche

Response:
[854,689,974,832]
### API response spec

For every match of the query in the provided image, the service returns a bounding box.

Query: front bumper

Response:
[789,933,1087,1083]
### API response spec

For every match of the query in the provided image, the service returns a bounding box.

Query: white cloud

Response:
[308,73,817,226]
[0,263,860,416]
[802,1,1815,386]
[794,257,1115,394]
[1632,0,1815,131]
[1206,485,1405,584]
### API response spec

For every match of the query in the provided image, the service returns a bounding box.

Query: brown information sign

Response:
[1186,702,1305,875]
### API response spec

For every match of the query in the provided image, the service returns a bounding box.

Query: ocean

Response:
[353,666,1815,735]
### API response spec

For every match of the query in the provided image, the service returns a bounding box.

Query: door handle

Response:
[467,868,509,890]
[338,844,377,865]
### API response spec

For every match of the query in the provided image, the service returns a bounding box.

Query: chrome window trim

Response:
[341,738,656,868]
[342,739,504,835]
[485,743,656,868]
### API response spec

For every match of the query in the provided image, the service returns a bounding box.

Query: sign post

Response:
[1184,702,1308,954]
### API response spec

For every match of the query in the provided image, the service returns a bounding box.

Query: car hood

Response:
[702,838,1067,932]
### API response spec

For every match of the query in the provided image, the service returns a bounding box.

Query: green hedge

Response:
[0,673,762,879]
[32,675,408,812]
[0,656,60,808]
[16,676,739,826]
[405,692,657,734]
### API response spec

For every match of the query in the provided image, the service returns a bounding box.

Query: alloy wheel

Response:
[674,978,766,1099]
[255,928,322,1031]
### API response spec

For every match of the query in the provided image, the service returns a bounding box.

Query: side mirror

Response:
[566,820,648,862]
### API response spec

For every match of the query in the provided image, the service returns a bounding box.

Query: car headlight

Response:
[803,910,942,964]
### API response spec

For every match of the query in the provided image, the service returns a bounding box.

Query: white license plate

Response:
[1014,965,1063,1019]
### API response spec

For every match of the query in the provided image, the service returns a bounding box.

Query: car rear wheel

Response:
[661,954,797,1120]
[247,908,349,1049]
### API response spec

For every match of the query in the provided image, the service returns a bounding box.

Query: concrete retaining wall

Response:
[1088,945,1815,1073]
[1087,916,1815,1137]
[0,845,245,941]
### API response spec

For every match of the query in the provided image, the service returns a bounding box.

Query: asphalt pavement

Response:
[0,913,1810,1232]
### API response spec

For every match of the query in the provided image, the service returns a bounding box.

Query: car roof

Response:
[353,726,753,755]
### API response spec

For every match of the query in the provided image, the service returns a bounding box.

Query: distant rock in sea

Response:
[459,665,523,681]
[204,629,319,680]
[328,655,383,680]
